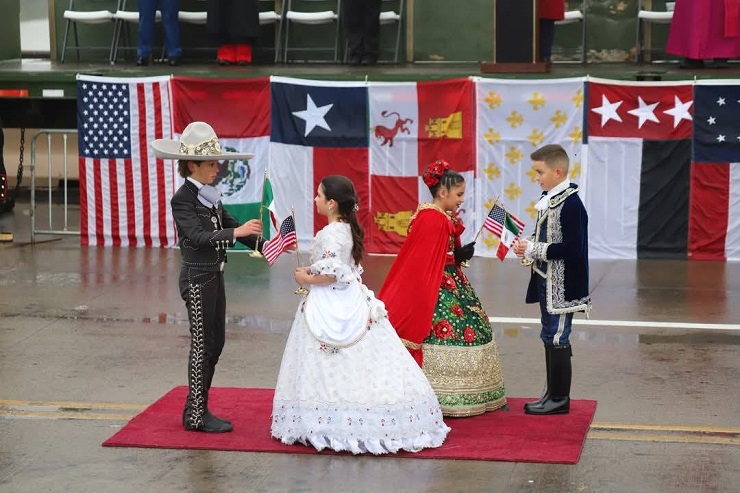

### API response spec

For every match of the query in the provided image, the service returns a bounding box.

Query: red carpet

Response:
[103,387,596,464]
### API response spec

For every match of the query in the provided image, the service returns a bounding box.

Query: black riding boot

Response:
[525,345,571,415]
[183,366,233,432]
[524,347,551,411]
[203,371,231,426]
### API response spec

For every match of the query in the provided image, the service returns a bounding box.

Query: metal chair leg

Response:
[109,18,121,64]
[393,18,402,63]
[73,23,81,62]
[332,19,340,62]
[283,20,290,63]
[635,19,641,64]
[580,14,587,64]
[61,19,72,63]
[274,21,282,63]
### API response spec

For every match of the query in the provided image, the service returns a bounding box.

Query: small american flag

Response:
[263,215,297,265]
[483,203,525,237]
[483,203,526,260]
[77,74,176,247]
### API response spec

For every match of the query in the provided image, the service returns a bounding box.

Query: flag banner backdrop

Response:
[170,76,272,248]
[690,81,740,261]
[77,74,176,247]
[269,77,371,253]
[476,77,585,258]
[368,78,476,253]
[586,78,694,259]
[76,74,740,261]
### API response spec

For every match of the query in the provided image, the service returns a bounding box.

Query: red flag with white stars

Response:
[585,79,694,259]
[587,78,693,140]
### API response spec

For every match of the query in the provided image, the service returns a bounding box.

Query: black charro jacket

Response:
[171,180,265,272]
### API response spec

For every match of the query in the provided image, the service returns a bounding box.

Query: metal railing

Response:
[30,129,80,243]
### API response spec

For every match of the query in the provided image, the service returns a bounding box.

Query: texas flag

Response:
[367,78,475,253]
[585,78,694,259]
[689,81,740,261]
[476,77,585,258]
[269,76,370,253]
[170,76,272,247]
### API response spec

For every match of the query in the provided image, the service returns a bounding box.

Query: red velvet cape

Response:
[378,207,454,366]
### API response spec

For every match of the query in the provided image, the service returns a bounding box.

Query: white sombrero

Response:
[151,121,255,161]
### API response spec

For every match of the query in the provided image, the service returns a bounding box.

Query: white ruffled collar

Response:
[535,179,571,211]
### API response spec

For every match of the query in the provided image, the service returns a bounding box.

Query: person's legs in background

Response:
[137,0,157,65]
[160,0,182,65]
[539,18,555,62]
[360,0,382,65]
[343,0,365,65]
[235,43,253,65]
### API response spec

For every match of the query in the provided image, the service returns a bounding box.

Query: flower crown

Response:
[422,160,451,187]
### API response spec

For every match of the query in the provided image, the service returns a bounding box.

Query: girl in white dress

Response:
[271,175,450,455]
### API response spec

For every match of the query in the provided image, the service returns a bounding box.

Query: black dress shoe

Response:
[361,55,378,66]
[136,57,148,66]
[711,58,729,69]
[167,58,181,67]
[217,59,233,66]
[524,396,570,415]
[184,412,233,433]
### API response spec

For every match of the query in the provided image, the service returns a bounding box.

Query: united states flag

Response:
[483,203,526,260]
[77,74,176,247]
[263,215,297,265]
[483,203,525,237]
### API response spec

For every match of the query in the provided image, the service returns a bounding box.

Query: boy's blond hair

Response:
[531,144,569,174]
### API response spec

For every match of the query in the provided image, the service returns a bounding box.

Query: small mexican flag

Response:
[483,203,526,260]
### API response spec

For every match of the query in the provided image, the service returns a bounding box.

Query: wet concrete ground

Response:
[1,201,739,493]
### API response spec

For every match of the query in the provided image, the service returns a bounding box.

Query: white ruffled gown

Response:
[271,222,450,454]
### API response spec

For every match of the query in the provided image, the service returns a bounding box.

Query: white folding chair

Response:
[282,0,341,63]
[380,0,404,63]
[554,0,586,64]
[635,0,674,64]
[258,0,284,63]
[60,0,118,63]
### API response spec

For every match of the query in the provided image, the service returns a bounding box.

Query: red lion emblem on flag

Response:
[373,111,413,147]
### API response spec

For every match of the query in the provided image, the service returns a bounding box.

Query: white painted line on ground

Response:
[489,317,740,331]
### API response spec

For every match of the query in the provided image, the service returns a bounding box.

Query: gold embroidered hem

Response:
[401,338,423,350]
[421,339,507,417]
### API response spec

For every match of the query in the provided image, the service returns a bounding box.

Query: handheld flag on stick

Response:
[263,215,297,266]
[483,203,526,261]
[262,175,278,230]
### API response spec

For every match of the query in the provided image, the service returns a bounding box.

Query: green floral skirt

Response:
[422,264,507,417]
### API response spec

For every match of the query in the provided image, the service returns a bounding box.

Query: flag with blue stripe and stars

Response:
[693,83,740,163]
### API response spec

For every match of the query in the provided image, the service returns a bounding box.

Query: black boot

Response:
[525,345,571,415]
[183,403,233,433]
[524,347,551,411]
[183,393,232,429]
[184,411,233,433]
[182,406,232,427]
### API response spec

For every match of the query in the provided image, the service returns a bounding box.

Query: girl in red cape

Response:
[378,161,507,417]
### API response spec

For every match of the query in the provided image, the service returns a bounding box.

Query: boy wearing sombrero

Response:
[153,122,264,433]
